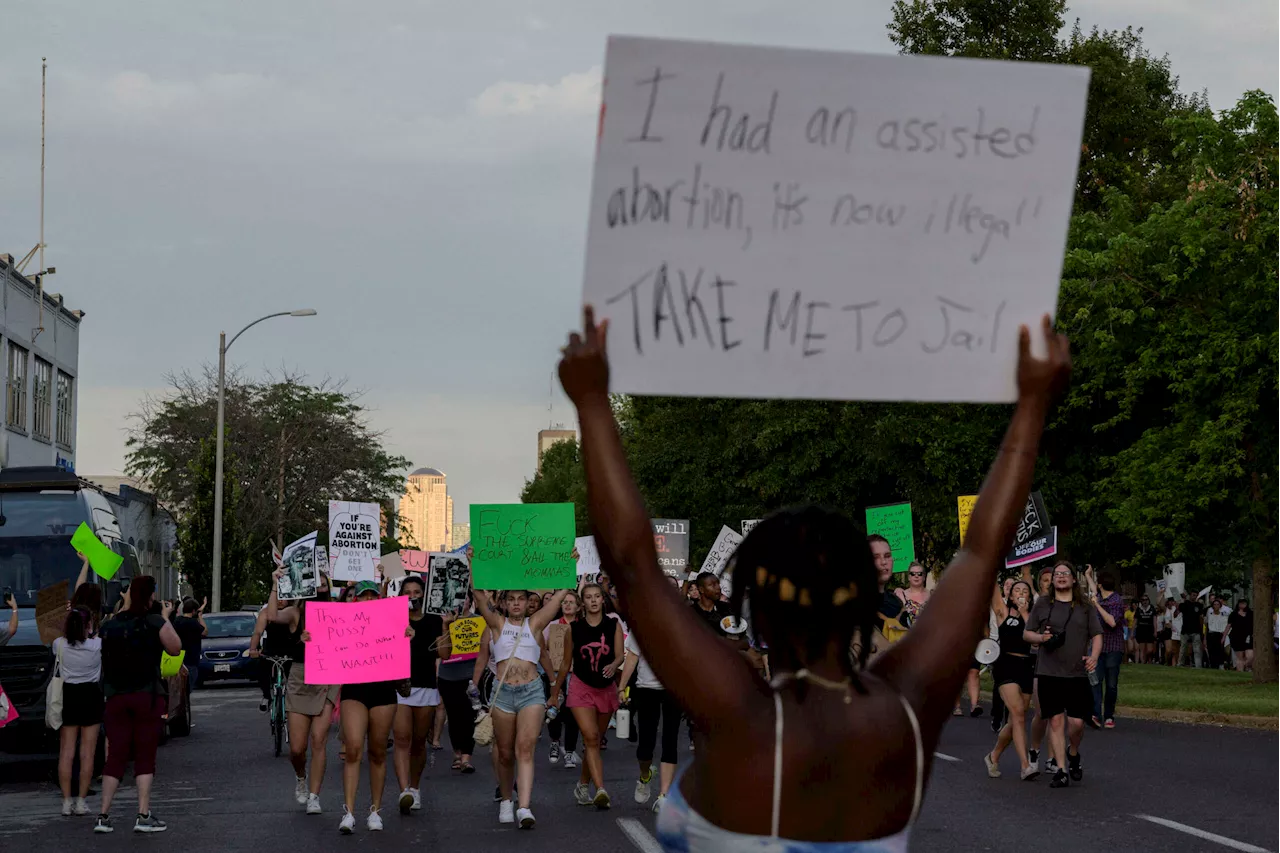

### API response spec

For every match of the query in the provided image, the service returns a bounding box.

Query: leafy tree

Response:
[888,0,1066,61]
[174,438,254,607]
[521,438,590,536]
[128,370,410,601]
[1060,92,1278,681]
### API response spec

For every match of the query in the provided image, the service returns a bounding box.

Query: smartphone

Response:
[2,588,13,607]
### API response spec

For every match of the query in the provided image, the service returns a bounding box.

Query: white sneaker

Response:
[410,788,422,811]
[563,751,580,770]
[366,808,383,831]
[74,798,90,816]
[517,807,535,829]
[294,776,308,805]
[634,772,653,805]
[398,788,414,814]
[652,793,667,814]
[62,798,73,817]
[574,781,593,806]
[338,808,355,834]
[593,788,612,810]
[306,794,322,815]
[984,752,1002,779]
[498,800,515,824]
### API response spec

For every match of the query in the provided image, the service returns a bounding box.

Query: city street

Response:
[1,682,1275,853]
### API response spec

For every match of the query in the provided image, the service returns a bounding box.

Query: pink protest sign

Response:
[0,682,18,728]
[304,597,410,685]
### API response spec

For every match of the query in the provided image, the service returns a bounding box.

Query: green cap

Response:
[353,580,381,597]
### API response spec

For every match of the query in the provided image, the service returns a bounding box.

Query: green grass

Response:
[982,664,1279,717]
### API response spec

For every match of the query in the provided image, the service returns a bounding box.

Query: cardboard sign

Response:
[865,502,915,572]
[957,495,978,545]
[70,523,123,580]
[379,551,406,581]
[581,36,1088,402]
[546,622,570,670]
[652,518,691,577]
[277,531,319,600]
[1006,525,1057,568]
[444,616,485,662]
[0,683,17,728]
[575,536,602,576]
[741,519,762,536]
[426,553,471,615]
[471,504,576,589]
[700,525,743,578]
[35,580,69,645]
[304,597,410,685]
[328,501,381,582]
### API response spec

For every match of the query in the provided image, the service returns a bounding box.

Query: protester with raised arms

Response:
[265,570,337,817]
[983,580,1038,781]
[474,586,569,829]
[558,306,1069,848]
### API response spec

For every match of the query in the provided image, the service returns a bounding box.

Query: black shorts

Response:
[1036,675,1092,720]
[993,655,1035,695]
[340,681,398,710]
[62,681,105,727]
[1136,625,1156,644]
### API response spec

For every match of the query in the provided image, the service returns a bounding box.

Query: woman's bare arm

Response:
[873,316,1070,740]
[561,307,761,729]
[530,589,568,634]
[472,590,505,632]
[991,583,1008,622]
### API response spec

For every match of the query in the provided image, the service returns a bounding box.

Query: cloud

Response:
[470,67,601,118]
[86,70,274,119]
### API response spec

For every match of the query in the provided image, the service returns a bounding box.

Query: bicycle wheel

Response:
[272,686,285,757]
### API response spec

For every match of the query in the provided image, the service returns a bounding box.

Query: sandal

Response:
[460,762,476,774]
[952,707,963,717]
[451,758,463,771]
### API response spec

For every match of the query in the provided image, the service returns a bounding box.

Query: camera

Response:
[1040,629,1067,652]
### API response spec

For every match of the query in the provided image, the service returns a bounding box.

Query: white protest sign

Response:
[328,500,381,582]
[582,37,1089,402]
[277,531,318,600]
[700,525,743,578]
[575,536,602,577]
[741,519,762,535]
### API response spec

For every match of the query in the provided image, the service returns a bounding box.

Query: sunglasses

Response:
[908,572,924,577]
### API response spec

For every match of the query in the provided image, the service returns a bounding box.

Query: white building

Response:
[0,253,81,472]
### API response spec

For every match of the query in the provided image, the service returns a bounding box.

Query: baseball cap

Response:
[354,580,381,597]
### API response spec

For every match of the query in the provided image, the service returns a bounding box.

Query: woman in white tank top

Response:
[558,307,1072,850]
[474,588,568,830]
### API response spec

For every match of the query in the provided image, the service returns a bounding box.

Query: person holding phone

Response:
[0,590,17,646]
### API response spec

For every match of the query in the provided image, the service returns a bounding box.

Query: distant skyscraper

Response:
[451,522,471,548]
[399,468,453,551]
[537,429,576,474]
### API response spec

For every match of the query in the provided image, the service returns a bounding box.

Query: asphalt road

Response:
[1,683,1275,852]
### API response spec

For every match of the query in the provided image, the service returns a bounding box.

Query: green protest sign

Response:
[470,503,576,589]
[71,522,124,580]
[865,502,915,573]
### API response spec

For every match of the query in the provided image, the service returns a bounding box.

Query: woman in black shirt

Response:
[984,580,1038,781]
[392,576,452,815]
[1225,601,1254,672]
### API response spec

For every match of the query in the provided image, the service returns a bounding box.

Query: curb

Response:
[977,691,1276,731]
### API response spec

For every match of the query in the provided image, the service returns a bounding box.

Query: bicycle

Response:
[263,655,292,758]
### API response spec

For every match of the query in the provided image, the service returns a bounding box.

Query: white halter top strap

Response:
[770,689,924,838]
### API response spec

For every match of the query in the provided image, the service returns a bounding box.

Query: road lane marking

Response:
[1135,815,1274,853]
[618,818,664,853]
[933,752,962,762]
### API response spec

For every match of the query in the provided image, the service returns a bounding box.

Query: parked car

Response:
[194,612,259,687]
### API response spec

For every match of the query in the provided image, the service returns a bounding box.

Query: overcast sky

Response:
[1,1,1275,516]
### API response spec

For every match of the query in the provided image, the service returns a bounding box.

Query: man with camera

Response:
[1025,561,1102,788]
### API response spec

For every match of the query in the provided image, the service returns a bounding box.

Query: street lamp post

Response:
[211,309,316,614]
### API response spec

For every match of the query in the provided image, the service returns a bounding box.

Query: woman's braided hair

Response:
[725,506,878,688]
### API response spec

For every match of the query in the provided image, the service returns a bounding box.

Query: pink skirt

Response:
[567,677,620,715]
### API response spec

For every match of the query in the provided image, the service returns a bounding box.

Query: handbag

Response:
[45,641,65,730]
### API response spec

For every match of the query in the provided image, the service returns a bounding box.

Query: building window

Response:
[56,370,74,447]
[6,343,28,430]
[32,357,53,439]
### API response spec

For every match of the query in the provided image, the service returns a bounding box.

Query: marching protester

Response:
[1225,600,1254,672]
[556,582,625,810]
[437,600,479,775]
[1088,569,1125,729]
[474,586,568,829]
[1134,594,1157,663]
[95,575,183,834]
[1159,598,1181,666]
[393,574,453,815]
[313,580,410,833]
[543,590,583,769]
[617,629,681,811]
[984,580,1038,780]
[895,562,932,622]
[1178,590,1206,668]
[559,307,1071,845]
[54,605,103,816]
[265,570,338,817]
[1205,597,1231,670]
[1026,561,1102,788]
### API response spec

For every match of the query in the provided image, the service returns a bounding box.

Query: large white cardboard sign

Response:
[328,500,381,583]
[700,525,743,578]
[582,36,1089,402]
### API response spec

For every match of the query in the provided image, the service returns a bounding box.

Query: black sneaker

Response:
[1048,769,1070,789]
[969,706,984,718]
[493,786,502,803]
[1067,750,1083,782]
[1028,748,1039,767]
[133,812,167,833]
[94,815,113,834]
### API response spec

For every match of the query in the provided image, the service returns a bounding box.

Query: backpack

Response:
[101,614,161,695]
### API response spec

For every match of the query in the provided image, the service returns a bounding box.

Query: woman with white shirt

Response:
[54,606,104,816]
[1159,599,1181,666]
[617,632,681,812]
